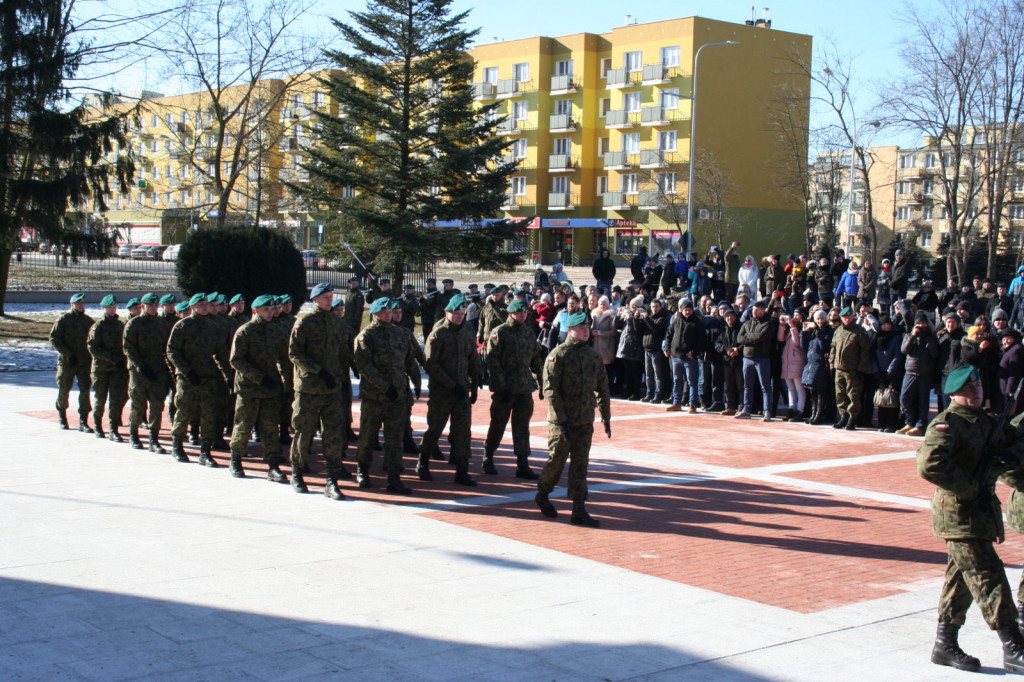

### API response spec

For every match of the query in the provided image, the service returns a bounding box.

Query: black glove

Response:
[414,385,421,400]
[318,369,336,389]
[186,370,200,386]
[604,419,612,439]
[141,365,157,381]
[559,421,572,440]
[385,385,399,400]
[453,384,467,400]
[470,387,478,405]
[261,375,278,390]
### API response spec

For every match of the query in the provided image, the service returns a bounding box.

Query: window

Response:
[922,179,933,195]
[656,172,676,194]
[150,140,158,153]
[233,190,242,203]
[291,93,303,107]
[939,206,949,219]
[483,66,498,84]
[920,231,933,247]
[510,176,526,196]
[615,230,643,255]
[601,58,612,78]
[598,137,609,156]
[151,115,159,128]
[1011,204,1024,220]
[343,186,355,198]
[513,62,530,82]
[555,59,573,76]
[552,176,570,194]
[623,133,640,153]
[313,91,325,108]
[660,88,679,110]
[623,91,641,113]
[510,138,527,159]
[897,182,913,195]
[896,206,913,221]
[554,99,573,116]
[661,46,680,67]
[597,176,608,196]
[921,205,933,220]
[1012,176,1024,192]
[943,152,954,167]
[548,228,570,252]
[924,153,937,168]
[1012,149,1024,164]
[165,113,174,127]
[181,111,189,125]
[899,155,916,169]
[967,206,979,219]
[624,50,642,72]
[658,130,678,151]
[621,173,638,194]
[512,101,528,121]
[592,229,608,253]
[553,138,572,156]
[600,98,611,118]
[974,132,987,145]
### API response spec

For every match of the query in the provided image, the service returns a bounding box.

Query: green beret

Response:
[70,293,86,303]
[389,299,401,309]
[332,298,344,309]
[483,283,495,289]
[159,294,176,305]
[126,297,141,308]
[251,294,275,309]
[507,299,527,313]
[216,294,226,305]
[310,282,333,298]
[445,294,466,312]
[566,312,588,328]
[100,294,116,307]
[229,294,244,305]
[271,296,282,306]
[369,298,390,314]
[188,293,207,307]
[140,293,159,305]
[426,278,436,284]
[944,365,982,395]
[279,294,292,304]
[839,306,854,316]
[203,292,217,303]
[175,301,189,312]
[513,289,526,296]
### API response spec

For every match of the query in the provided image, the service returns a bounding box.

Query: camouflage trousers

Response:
[484,391,534,457]
[231,393,282,461]
[419,391,472,464]
[835,370,864,418]
[55,362,91,414]
[170,376,218,444]
[216,370,233,433]
[538,421,593,501]
[92,367,128,428]
[939,539,1018,628]
[290,391,345,473]
[128,370,170,433]
[357,396,405,472]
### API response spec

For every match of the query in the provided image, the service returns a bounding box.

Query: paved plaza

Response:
[2,368,1022,680]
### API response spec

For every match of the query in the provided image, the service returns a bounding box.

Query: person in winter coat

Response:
[777,309,807,421]
[724,243,741,302]
[876,259,893,313]
[834,262,860,309]
[642,257,663,297]
[591,248,616,293]
[630,246,648,283]
[936,312,966,413]
[889,249,911,301]
[639,299,670,402]
[615,295,645,399]
[912,280,941,327]
[550,262,569,284]
[999,329,1024,418]
[829,306,874,430]
[591,296,617,389]
[802,310,835,424]
[961,320,1001,411]
[898,312,939,435]
[660,253,678,295]
[816,257,835,307]
[872,314,904,432]
[735,299,778,420]
[857,260,878,308]
[764,254,785,294]
[665,298,707,412]
[738,254,759,301]
[715,306,744,414]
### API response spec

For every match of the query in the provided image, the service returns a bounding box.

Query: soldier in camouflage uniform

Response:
[49,293,95,431]
[829,306,873,430]
[535,312,612,527]
[123,293,173,452]
[204,293,232,450]
[344,277,365,335]
[483,298,546,478]
[167,293,230,467]
[288,283,353,500]
[87,294,128,442]
[476,286,508,347]
[438,278,457,309]
[277,293,298,447]
[398,285,419,334]
[918,365,1024,673]
[417,295,479,485]
[126,297,142,319]
[354,298,421,494]
[229,294,290,482]
[419,277,440,334]
[389,300,426,455]
[158,294,180,422]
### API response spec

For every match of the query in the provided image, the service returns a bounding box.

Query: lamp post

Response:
[844,118,880,257]
[684,40,738,253]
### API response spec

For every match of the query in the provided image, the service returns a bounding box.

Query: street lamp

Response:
[684,40,738,253]
[844,118,880,257]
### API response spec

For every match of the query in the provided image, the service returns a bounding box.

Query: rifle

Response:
[972,376,1024,487]
[342,242,375,282]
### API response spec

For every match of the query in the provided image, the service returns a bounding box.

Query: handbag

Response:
[874,384,898,409]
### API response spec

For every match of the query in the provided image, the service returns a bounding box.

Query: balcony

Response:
[638,191,665,210]
[549,113,577,132]
[496,119,533,135]
[602,191,636,210]
[549,74,578,94]
[497,79,530,98]
[548,192,576,210]
[605,68,638,89]
[903,192,927,205]
[603,151,635,170]
[641,64,677,85]
[641,106,684,126]
[472,82,496,100]
[899,167,923,180]
[548,154,576,172]
[605,109,638,129]
[500,194,533,211]
[279,168,310,183]
[639,149,679,168]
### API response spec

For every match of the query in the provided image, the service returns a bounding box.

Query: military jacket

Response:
[354,318,420,401]
[49,309,94,369]
[477,298,508,344]
[1000,413,1024,535]
[161,311,179,326]
[87,315,126,373]
[393,324,426,370]
[123,313,172,376]
[230,316,289,397]
[344,289,365,332]
[424,318,479,392]
[486,317,544,395]
[399,296,419,332]
[918,402,1024,541]
[166,314,229,380]
[543,336,611,426]
[829,322,873,373]
[288,307,348,395]
[419,289,440,329]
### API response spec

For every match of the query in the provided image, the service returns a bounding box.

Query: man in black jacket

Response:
[714,306,744,415]
[630,245,648,283]
[890,249,911,301]
[592,248,616,293]
[735,299,777,421]
[664,299,706,413]
[639,298,670,402]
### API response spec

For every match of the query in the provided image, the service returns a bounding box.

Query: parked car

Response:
[117,244,136,259]
[301,250,319,268]
[162,244,181,262]
[145,245,168,260]
[131,245,152,260]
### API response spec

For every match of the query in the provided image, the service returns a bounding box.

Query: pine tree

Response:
[0,0,135,313]
[297,0,525,288]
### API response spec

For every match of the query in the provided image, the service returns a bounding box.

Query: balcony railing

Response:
[602,191,636,210]
[496,118,533,135]
[500,194,533,211]
[638,191,664,209]
[603,151,636,169]
[548,154,576,171]
[641,64,678,84]
[639,149,679,168]
[548,192,575,209]
[605,68,637,89]
[641,106,684,126]
[605,109,638,128]
[472,82,496,100]
[497,79,531,97]
[549,74,577,92]
[549,113,577,131]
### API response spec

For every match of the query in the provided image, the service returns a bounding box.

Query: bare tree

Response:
[807,129,852,258]
[764,78,815,255]
[691,148,737,251]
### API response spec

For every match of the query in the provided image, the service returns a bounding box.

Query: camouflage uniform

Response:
[161,309,180,418]
[167,314,229,445]
[476,297,509,346]
[420,317,479,464]
[539,336,611,500]
[288,307,351,475]
[276,311,297,440]
[1000,412,1024,605]
[419,289,440,333]
[230,316,289,462]
[344,288,365,333]
[393,321,426,448]
[123,314,173,433]
[918,402,1024,628]
[354,317,421,472]
[49,308,94,415]
[209,313,233,438]
[829,321,873,419]
[484,315,546,466]
[87,314,128,430]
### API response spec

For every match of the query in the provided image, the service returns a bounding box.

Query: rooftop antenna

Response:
[624,14,631,26]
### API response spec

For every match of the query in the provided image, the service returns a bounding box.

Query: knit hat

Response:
[993,308,1009,321]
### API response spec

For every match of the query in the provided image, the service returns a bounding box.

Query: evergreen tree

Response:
[297,0,525,288]
[0,0,135,313]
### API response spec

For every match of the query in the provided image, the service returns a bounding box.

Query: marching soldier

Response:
[126,297,142,319]
[228,294,290,482]
[476,285,508,347]
[49,292,94,431]
[420,277,440,333]
[87,294,128,442]
[417,295,479,485]
[206,292,232,450]
[159,293,179,323]
[123,293,173,453]
[918,365,1024,673]
[353,298,421,494]
[388,300,426,455]
[276,293,298,446]
[483,298,545,478]
[399,284,419,333]
[344,277,365,333]
[535,312,612,527]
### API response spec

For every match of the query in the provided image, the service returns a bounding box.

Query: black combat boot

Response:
[229,453,245,478]
[453,459,477,487]
[94,421,106,438]
[570,498,601,528]
[347,426,358,441]
[998,623,1024,673]
[535,490,557,518]
[806,396,819,424]
[129,427,144,449]
[78,412,94,434]
[515,455,539,480]
[171,437,189,463]
[189,423,200,445]
[198,444,219,468]
[58,409,69,430]
[356,464,373,489]
[1019,602,1024,635]
[930,623,980,672]
[108,424,124,443]
[415,452,433,481]
[324,473,345,501]
[266,456,288,483]
[481,449,498,475]
[845,415,857,431]
[833,412,849,429]
[149,435,168,455]
[291,470,308,493]
[386,468,412,495]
